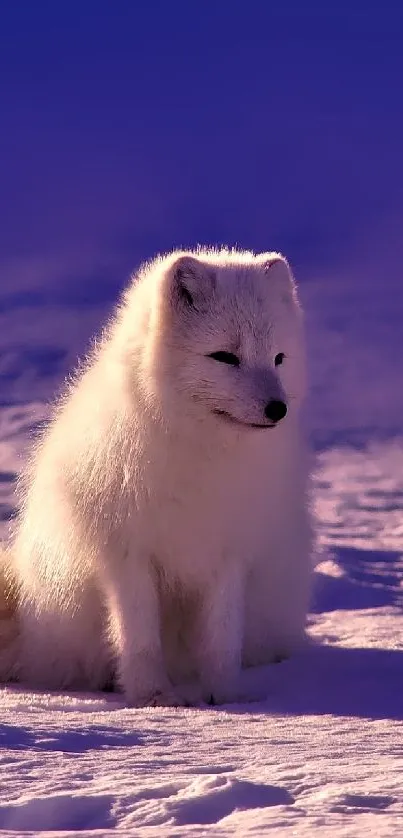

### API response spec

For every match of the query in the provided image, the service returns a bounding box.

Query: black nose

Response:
[264,399,288,423]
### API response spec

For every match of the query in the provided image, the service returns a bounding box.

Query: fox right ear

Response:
[169,255,216,312]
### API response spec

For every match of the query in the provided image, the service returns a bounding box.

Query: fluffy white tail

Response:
[0,545,19,681]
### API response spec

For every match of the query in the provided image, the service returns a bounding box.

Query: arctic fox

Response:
[1,248,312,706]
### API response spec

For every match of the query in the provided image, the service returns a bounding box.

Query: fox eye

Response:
[208,351,240,367]
[274,352,285,366]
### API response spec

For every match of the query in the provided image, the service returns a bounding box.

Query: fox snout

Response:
[264,399,287,423]
[258,369,288,425]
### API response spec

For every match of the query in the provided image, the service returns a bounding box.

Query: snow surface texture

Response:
[0,266,402,836]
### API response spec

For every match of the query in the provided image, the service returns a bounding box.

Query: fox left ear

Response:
[259,252,290,276]
[169,254,216,312]
[259,252,298,304]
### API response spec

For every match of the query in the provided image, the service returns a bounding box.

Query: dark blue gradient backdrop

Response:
[1,1,403,302]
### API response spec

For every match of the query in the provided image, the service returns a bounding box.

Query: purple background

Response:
[2,3,403,295]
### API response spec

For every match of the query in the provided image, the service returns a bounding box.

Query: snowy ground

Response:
[0,266,402,836]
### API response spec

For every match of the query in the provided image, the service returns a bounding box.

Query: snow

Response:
[1,265,403,836]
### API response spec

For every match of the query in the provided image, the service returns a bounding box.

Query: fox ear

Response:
[259,252,291,277]
[169,254,216,311]
[259,252,298,304]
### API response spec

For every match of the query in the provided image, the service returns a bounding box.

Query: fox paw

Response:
[146,688,191,708]
[124,684,193,709]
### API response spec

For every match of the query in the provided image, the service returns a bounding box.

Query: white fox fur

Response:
[0,248,312,706]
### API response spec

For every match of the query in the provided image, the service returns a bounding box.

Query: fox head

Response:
[125,248,307,434]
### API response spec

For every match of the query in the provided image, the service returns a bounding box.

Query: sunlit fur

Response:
[0,248,313,706]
